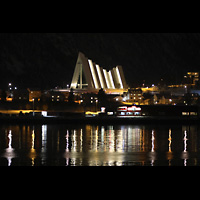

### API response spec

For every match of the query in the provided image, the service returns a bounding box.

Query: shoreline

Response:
[0,115,199,125]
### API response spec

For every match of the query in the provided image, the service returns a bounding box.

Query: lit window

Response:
[135,112,140,115]
[190,112,197,115]
[126,112,133,115]
[107,112,114,115]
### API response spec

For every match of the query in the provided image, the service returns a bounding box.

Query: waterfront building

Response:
[141,85,159,95]
[125,88,143,105]
[81,93,99,107]
[13,89,29,101]
[184,72,199,85]
[117,105,142,116]
[27,88,42,102]
[48,91,65,102]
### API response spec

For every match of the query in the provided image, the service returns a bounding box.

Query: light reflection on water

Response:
[0,124,199,166]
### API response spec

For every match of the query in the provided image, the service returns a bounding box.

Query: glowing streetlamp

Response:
[32,99,35,116]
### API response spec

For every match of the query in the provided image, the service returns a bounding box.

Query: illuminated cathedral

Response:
[70,52,127,94]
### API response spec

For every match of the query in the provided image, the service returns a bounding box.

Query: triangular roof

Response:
[70,52,95,89]
[70,52,127,90]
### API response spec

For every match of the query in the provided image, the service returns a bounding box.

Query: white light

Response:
[108,71,115,89]
[107,112,113,115]
[183,130,188,152]
[8,130,12,150]
[151,130,155,152]
[71,83,77,88]
[116,67,123,89]
[88,60,98,89]
[96,64,104,88]
[101,107,106,113]
[42,111,47,117]
[103,69,110,88]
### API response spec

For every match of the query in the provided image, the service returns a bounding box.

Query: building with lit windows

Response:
[70,52,128,94]
[124,88,143,105]
[117,105,142,116]
[184,72,199,85]
[27,88,42,102]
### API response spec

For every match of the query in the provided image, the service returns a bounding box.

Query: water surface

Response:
[0,123,199,166]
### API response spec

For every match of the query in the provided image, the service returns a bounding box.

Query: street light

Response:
[95,99,98,112]
[32,99,35,117]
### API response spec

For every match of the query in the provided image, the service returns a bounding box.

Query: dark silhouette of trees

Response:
[97,88,107,107]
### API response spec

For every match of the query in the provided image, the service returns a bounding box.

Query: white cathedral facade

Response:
[70,52,127,94]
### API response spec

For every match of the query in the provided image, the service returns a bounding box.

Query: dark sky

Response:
[1,33,200,90]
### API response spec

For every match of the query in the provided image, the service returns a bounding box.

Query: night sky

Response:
[1,33,200,90]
